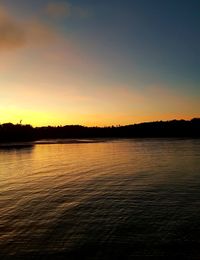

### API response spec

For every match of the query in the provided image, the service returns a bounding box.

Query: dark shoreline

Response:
[0,118,200,144]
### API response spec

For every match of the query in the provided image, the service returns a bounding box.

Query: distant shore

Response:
[0,118,200,143]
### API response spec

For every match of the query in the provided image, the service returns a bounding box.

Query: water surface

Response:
[1,139,200,259]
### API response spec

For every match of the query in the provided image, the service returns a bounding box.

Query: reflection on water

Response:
[0,139,200,259]
[0,143,34,151]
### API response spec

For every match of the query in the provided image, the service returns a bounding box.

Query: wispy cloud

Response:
[46,2,71,18]
[45,1,90,19]
[0,6,26,50]
[0,1,90,51]
[0,5,57,51]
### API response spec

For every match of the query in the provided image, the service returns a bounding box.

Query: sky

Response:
[0,0,199,126]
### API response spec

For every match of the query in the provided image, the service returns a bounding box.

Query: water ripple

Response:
[0,139,200,259]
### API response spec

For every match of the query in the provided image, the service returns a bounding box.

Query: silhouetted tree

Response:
[0,119,199,143]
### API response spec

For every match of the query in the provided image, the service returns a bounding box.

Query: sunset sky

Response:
[0,0,199,126]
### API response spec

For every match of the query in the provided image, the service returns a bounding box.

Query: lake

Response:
[1,139,200,259]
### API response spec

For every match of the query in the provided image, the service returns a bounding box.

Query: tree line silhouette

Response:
[0,118,200,143]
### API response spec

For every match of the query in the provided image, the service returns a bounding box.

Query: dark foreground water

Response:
[0,139,200,259]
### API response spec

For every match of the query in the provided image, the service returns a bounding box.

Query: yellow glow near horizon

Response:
[1,74,199,127]
[0,104,199,127]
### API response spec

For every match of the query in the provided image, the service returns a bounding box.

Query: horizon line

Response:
[1,117,199,128]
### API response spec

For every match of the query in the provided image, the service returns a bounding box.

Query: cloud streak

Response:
[0,5,57,51]
[46,2,71,18]
[45,1,90,19]
[0,1,90,51]
[0,6,26,50]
